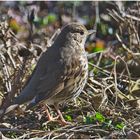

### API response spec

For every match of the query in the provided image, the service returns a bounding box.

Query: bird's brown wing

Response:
[31,54,82,106]
[11,46,64,105]
[36,61,65,98]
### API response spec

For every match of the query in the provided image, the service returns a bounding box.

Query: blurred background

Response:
[0,1,135,51]
[0,1,138,54]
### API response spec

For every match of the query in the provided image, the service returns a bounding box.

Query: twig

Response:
[88,62,110,76]
[0,56,28,116]
[7,48,16,69]
[0,53,11,93]
[113,56,130,100]
[47,29,61,47]
[0,128,26,133]
[122,12,140,22]
[116,33,140,57]
[87,50,104,59]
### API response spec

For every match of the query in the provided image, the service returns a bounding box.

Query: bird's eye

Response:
[80,31,84,35]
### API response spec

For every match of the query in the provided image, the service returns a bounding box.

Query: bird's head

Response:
[60,23,94,44]
[53,23,95,49]
[61,23,88,43]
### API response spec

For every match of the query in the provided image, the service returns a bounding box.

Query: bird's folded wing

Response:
[33,58,82,103]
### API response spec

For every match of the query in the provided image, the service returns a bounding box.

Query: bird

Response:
[5,22,93,125]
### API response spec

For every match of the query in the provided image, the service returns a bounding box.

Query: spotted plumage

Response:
[6,22,92,125]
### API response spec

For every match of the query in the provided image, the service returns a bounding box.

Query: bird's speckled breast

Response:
[46,50,88,105]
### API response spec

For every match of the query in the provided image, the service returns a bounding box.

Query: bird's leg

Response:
[54,104,71,126]
[41,103,59,121]
[44,106,53,121]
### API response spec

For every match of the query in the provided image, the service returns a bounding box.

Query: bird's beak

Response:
[88,30,96,35]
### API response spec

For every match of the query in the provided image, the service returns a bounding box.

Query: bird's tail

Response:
[4,104,19,114]
[3,90,35,115]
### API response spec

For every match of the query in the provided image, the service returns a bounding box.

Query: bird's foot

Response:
[46,115,72,126]
[57,119,72,126]
[54,104,73,126]
[47,115,59,122]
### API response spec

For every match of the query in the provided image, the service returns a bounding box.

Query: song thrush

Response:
[6,22,93,125]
